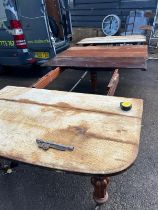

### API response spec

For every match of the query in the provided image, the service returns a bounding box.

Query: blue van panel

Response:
[0,0,72,66]
[0,49,34,65]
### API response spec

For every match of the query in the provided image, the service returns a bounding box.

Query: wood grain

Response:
[0,86,143,175]
[31,67,64,89]
[54,46,148,58]
[77,35,146,45]
[44,45,148,70]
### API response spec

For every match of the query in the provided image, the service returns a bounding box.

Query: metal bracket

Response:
[36,139,74,152]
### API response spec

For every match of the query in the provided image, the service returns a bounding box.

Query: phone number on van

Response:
[0,40,15,47]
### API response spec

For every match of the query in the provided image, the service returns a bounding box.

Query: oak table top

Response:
[0,86,143,175]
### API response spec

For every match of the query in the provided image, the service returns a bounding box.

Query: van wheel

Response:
[48,16,59,38]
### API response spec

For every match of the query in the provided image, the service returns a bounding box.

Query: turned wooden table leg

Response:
[91,176,110,205]
[0,159,18,172]
[90,71,97,93]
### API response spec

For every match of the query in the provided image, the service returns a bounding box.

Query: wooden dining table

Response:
[35,45,148,93]
[0,86,143,209]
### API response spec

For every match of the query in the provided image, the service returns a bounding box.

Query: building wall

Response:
[70,0,157,28]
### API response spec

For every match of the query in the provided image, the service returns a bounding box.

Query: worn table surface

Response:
[44,45,148,69]
[77,35,146,45]
[0,86,143,175]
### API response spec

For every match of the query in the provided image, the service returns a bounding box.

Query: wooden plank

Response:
[70,15,106,22]
[45,0,64,38]
[51,45,148,58]
[107,69,119,96]
[71,8,122,16]
[57,46,148,57]
[77,35,146,45]
[70,0,156,28]
[73,3,119,9]
[31,67,64,89]
[44,45,148,70]
[120,0,156,9]
[45,57,147,69]
[0,86,143,175]
[71,21,101,28]
[76,0,118,3]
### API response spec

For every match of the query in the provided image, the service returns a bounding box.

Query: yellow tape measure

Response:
[120,102,132,111]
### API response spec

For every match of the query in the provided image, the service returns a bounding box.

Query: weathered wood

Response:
[55,46,148,58]
[44,45,148,70]
[31,67,64,89]
[90,71,97,93]
[107,69,119,96]
[0,86,143,175]
[45,57,147,69]
[45,0,64,38]
[70,0,156,28]
[91,176,110,204]
[139,25,153,31]
[77,35,146,45]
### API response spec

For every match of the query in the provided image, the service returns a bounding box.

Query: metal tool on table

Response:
[36,139,74,152]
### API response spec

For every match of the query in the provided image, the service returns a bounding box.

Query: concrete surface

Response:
[0,60,158,210]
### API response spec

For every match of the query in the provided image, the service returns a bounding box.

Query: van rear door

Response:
[60,0,72,40]
[16,0,56,61]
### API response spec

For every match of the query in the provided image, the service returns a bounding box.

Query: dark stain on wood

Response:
[42,124,138,147]
[69,126,88,136]
[116,129,127,133]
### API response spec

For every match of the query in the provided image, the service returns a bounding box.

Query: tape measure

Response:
[120,102,132,111]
